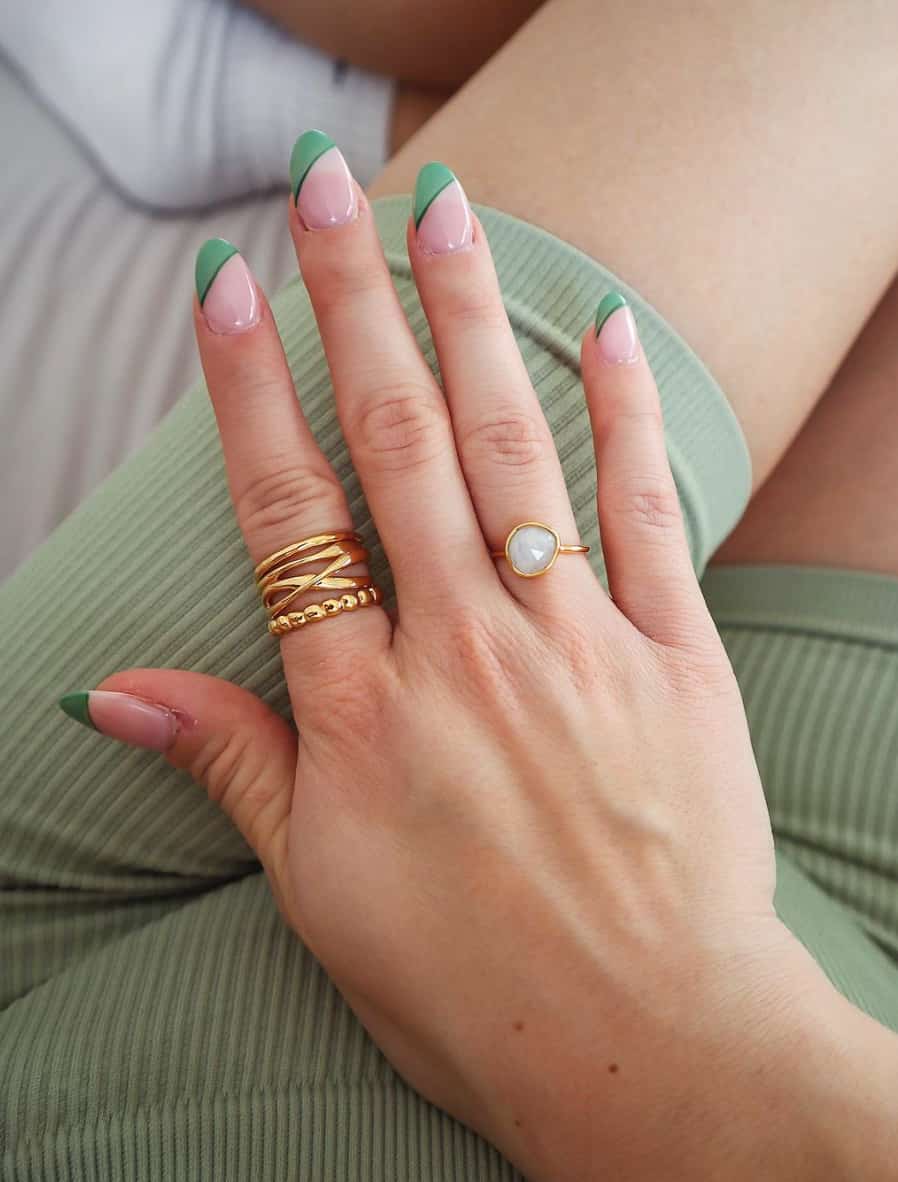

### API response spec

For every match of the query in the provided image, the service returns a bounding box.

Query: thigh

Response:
[244,0,544,88]
[368,0,898,489]
[715,272,898,576]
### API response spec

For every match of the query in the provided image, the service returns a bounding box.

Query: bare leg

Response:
[715,274,898,577]
[244,0,545,88]
[366,0,898,490]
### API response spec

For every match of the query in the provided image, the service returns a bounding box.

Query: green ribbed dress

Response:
[1,197,896,1180]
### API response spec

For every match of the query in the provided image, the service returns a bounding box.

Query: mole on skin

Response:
[608,1063,619,1074]
[512,1020,525,1031]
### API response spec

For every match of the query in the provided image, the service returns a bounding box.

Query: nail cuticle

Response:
[414,162,473,255]
[290,130,358,230]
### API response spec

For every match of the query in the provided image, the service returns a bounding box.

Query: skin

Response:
[77,0,898,1174]
[258,0,898,574]
[716,271,898,575]
[365,0,898,496]
[243,0,545,88]
[89,168,898,1177]
[389,83,453,155]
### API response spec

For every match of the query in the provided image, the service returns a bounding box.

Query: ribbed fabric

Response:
[1,196,895,1178]
[703,566,898,968]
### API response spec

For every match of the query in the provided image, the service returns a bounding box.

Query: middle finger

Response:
[407,163,594,611]
[288,131,496,614]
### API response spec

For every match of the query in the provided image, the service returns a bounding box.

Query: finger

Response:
[407,163,597,612]
[288,131,496,615]
[580,292,711,648]
[59,668,298,923]
[193,237,391,698]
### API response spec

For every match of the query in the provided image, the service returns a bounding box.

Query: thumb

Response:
[58,668,298,890]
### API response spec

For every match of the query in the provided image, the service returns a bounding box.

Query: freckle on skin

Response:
[512,1020,524,1032]
[608,1063,619,1074]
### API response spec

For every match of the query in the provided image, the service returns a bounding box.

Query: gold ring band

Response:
[490,521,589,578]
[268,585,383,636]
[255,531,383,633]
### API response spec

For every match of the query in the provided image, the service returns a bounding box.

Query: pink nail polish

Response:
[597,306,640,365]
[201,253,260,335]
[60,690,182,751]
[416,177,473,255]
[295,146,358,230]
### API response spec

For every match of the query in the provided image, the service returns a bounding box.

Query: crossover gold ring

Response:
[254,531,384,635]
[490,521,589,578]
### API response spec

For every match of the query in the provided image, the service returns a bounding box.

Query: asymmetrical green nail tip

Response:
[59,692,97,731]
[290,129,336,202]
[195,238,238,306]
[595,290,628,336]
[414,162,456,229]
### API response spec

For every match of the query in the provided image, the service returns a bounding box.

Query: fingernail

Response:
[594,291,640,365]
[414,162,473,255]
[59,691,181,752]
[290,129,358,230]
[195,238,260,335]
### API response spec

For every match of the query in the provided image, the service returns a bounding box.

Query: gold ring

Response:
[490,521,589,578]
[268,585,383,636]
[255,531,382,633]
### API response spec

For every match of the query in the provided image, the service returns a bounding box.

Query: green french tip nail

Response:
[595,291,628,337]
[290,129,336,203]
[413,162,456,229]
[59,692,97,731]
[195,238,238,306]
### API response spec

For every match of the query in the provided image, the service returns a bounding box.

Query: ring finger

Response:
[407,163,599,612]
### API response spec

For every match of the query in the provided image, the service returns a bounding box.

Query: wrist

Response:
[474,927,897,1181]
[787,968,898,1180]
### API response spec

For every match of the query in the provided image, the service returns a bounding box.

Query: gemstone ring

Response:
[490,521,590,578]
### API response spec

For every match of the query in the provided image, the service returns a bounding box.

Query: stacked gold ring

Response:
[255,531,383,636]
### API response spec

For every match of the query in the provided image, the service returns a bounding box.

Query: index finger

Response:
[193,238,391,700]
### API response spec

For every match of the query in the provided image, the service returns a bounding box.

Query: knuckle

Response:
[430,273,508,330]
[189,730,280,853]
[356,387,449,473]
[442,611,523,702]
[606,474,683,540]
[660,639,737,704]
[190,729,251,811]
[236,464,341,542]
[459,407,553,472]
[545,616,603,695]
[306,253,387,318]
[303,659,387,744]
[594,405,663,450]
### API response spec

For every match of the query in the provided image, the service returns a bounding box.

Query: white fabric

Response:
[0,61,297,582]
[1,0,394,210]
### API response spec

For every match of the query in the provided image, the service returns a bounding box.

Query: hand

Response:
[85,145,849,1178]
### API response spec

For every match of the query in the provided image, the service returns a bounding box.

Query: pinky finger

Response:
[580,292,710,649]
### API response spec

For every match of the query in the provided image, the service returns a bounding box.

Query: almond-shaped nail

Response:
[414,162,473,255]
[59,691,181,752]
[594,291,640,364]
[290,129,357,230]
[195,238,260,335]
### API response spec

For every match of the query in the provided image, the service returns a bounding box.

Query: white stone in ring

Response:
[505,522,561,577]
